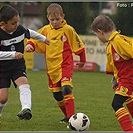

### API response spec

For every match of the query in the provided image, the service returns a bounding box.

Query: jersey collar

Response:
[49,19,67,30]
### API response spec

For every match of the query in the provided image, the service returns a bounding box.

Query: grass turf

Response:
[0,70,121,131]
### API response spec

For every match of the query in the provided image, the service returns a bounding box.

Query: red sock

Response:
[64,94,75,119]
[125,97,133,118]
[115,107,133,131]
[59,105,67,117]
[57,99,67,117]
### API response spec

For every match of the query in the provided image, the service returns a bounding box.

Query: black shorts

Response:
[0,68,27,88]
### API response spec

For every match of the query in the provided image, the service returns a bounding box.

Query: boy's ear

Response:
[62,14,65,19]
[98,29,103,34]
[0,21,5,26]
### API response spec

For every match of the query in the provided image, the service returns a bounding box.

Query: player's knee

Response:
[112,94,128,112]
[0,98,8,104]
[0,93,8,104]
[62,85,72,95]
[112,99,123,112]
[53,91,64,101]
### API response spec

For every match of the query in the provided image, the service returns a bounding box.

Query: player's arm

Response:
[75,48,86,70]
[70,29,86,70]
[26,26,47,53]
[25,39,46,53]
[25,44,34,52]
[28,29,50,45]
[0,51,23,60]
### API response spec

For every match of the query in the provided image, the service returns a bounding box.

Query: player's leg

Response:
[48,77,68,122]
[61,67,75,122]
[125,96,133,118]
[53,91,68,122]
[53,88,75,123]
[0,78,10,118]
[61,81,75,121]
[49,77,75,123]
[112,94,133,131]
[13,71,32,120]
[0,88,8,118]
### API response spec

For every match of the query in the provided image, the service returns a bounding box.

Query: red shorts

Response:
[115,82,133,97]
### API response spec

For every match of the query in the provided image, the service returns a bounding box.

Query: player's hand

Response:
[15,52,23,60]
[44,38,50,45]
[25,44,34,52]
[111,76,118,91]
[76,62,85,71]
[112,83,118,91]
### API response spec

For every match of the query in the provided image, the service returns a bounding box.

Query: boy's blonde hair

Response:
[91,15,116,32]
[47,3,64,17]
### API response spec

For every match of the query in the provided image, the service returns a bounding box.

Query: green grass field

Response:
[0,70,122,131]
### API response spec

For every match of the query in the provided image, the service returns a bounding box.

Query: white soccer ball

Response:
[68,113,90,131]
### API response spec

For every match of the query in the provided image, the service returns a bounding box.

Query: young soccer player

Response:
[91,15,133,131]
[25,3,86,123]
[0,5,49,120]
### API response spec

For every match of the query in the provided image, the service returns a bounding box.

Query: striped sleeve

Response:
[28,29,46,42]
[0,51,16,60]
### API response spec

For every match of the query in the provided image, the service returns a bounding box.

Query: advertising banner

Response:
[73,35,107,72]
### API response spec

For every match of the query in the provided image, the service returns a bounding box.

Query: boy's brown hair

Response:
[91,15,116,32]
[47,3,64,17]
[0,5,19,23]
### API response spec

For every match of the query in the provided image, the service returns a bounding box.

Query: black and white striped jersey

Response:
[0,25,46,72]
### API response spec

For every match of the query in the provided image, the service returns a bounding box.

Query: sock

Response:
[0,103,7,117]
[57,99,67,117]
[125,97,133,118]
[64,94,75,119]
[115,107,133,131]
[19,84,31,110]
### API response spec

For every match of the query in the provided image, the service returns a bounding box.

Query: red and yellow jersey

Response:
[106,31,133,87]
[28,20,86,84]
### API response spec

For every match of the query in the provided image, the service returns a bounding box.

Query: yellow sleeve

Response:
[106,59,114,74]
[67,27,85,54]
[106,44,114,74]
[112,35,133,59]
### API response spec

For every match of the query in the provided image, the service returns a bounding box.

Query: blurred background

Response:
[0,2,132,72]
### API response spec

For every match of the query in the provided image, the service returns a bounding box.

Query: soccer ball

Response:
[68,113,90,131]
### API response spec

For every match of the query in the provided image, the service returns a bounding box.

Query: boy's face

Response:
[47,14,64,29]
[0,15,19,33]
[94,30,107,43]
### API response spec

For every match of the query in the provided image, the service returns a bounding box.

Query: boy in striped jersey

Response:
[0,5,49,120]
